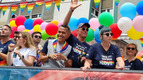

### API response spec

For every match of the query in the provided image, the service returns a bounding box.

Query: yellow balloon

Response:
[23,29,29,32]
[94,0,101,3]
[9,20,17,27]
[127,27,143,40]
[50,20,59,26]
[33,25,42,32]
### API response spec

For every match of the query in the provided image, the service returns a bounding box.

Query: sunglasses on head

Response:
[82,27,88,31]
[103,33,113,36]
[127,47,135,50]
[34,35,41,39]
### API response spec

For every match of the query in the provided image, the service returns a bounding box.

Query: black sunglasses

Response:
[103,33,113,36]
[34,35,41,39]
[82,27,88,31]
[127,47,135,50]
[14,36,18,38]
[16,36,23,39]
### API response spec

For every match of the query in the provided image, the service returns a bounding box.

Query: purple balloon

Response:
[40,22,48,30]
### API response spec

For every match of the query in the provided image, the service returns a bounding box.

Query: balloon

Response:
[132,15,143,32]
[127,27,143,40]
[10,27,17,38]
[94,28,102,43]
[17,25,26,32]
[89,18,100,30]
[98,12,114,27]
[33,18,43,27]
[45,23,58,35]
[15,15,26,27]
[136,1,143,15]
[29,29,34,34]
[41,30,50,40]
[58,21,63,27]
[33,25,42,32]
[9,20,17,27]
[85,28,94,42]
[71,30,77,37]
[9,18,15,23]
[40,22,48,30]
[120,2,136,20]
[24,19,34,30]
[23,29,29,32]
[68,16,78,31]
[50,20,59,26]
[136,50,143,61]
[117,17,132,33]
[77,17,89,27]
[109,23,122,39]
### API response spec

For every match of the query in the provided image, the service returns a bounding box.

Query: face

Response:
[57,27,69,43]
[33,33,41,43]
[13,33,19,42]
[16,34,25,46]
[126,44,137,57]
[77,25,88,38]
[1,26,11,37]
[101,31,113,42]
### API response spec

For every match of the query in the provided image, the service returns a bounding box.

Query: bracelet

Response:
[47,55,51,59]
[8,50,13,52]
[70,9,74,12]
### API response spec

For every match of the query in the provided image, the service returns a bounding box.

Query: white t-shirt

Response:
[13,48,36,66]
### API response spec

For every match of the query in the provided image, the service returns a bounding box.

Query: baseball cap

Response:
[77,23,90,29]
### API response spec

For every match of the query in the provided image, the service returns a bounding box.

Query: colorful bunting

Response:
[115,0,120,6]
[140,38,143,47]
[2,5,9,15]
[35,1,43,7]
[54,0,61,11]
[20,2,27,12]
[27,3,35,13]
[11,5,18,15]
[94,0,101,9]
[45,0,53,11]
[0,6,2,10]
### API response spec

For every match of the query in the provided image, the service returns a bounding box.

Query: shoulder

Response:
[91,43,100,47]
[110,44,119,49]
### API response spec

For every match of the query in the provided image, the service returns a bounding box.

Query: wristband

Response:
[8,50,13,52]
[70,9,74,12]
[47,55,51,59]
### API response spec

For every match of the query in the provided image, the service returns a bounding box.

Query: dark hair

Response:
[32,32,41,38]
[99,26,112,35]
[14,31,20,34]
[60,25,70,31]
[4,25,12,32]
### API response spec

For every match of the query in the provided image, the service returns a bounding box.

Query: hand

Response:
[70,0,82,11]
[81,57,86,63]
[56,53,67,61]
[81,66,91,72]
[8,44,15,52]
[13,50,21,57]
[49,54,58,60]
[116,66,124,70]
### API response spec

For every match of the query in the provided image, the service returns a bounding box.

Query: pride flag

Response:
[11,5,18,15]
[2,5,9,15]
[140,38,143,47]
[45,0,53,11]
[54,0,61,11]
[27,3,35,13]
[94,0,101,9]
[36,1,43,7]
[115,0,120,6]
[20,2,28,12]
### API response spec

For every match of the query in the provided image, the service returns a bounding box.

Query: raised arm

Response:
[63,0,81,25]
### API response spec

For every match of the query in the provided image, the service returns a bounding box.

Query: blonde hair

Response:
[17,32,35,50]
[126,43,138,56]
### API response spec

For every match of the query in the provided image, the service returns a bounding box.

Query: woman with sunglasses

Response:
[82,26,124,71]
[7,32,36,66]
[125,43,143,70]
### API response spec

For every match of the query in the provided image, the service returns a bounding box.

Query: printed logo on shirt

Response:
[99,55,114,66]
[73,48,86,55]
[73,43,87,55]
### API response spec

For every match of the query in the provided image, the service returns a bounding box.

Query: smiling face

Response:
[77,25,88,39]
[126,44,137,57]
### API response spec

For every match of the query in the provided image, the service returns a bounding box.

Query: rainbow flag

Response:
[45,0,53,11]
[115,0,120,6]
[11,5,18,15]
[140,38,143,47]
[54,0,61,11]
[36,1,43,7]
[2,5,9,15]
[94,0,101,9]
[27,3,35,13]
[20,2,27,12]
[0,6,2,10]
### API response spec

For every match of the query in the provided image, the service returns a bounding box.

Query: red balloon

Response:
[33,19,43,27]
[45,23,58,35]
[15,15,26,27]
[109,23,122,39]
[72,30,77,37]
[9,18,15,23]
[10,27,17,38]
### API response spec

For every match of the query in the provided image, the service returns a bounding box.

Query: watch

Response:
[47,55,51,59]
[22,55,24,59]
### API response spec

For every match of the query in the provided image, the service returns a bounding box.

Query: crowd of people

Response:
[0,0,143,71]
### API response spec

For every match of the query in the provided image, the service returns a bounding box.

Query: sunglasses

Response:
[82,27,88,31]
[34,35,41,39]
[103,33,113,36]
[14,36,18,38]
[16,36,23,39]
[127,47,135,50]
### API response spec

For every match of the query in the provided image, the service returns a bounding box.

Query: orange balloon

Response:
[50,20,59,26]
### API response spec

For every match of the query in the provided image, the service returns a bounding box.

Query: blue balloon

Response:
[24,19,34,30]
[136,1,143,15]
[77,17,89,27]
[120,2,136,20]
[94,28,102,43]
[68,16,78,31]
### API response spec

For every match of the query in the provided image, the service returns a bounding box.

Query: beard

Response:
[0,34,9,37]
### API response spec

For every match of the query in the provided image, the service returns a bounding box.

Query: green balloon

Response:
[41,30,50,40]
[85,28,94,42]
[99,12,114,27]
